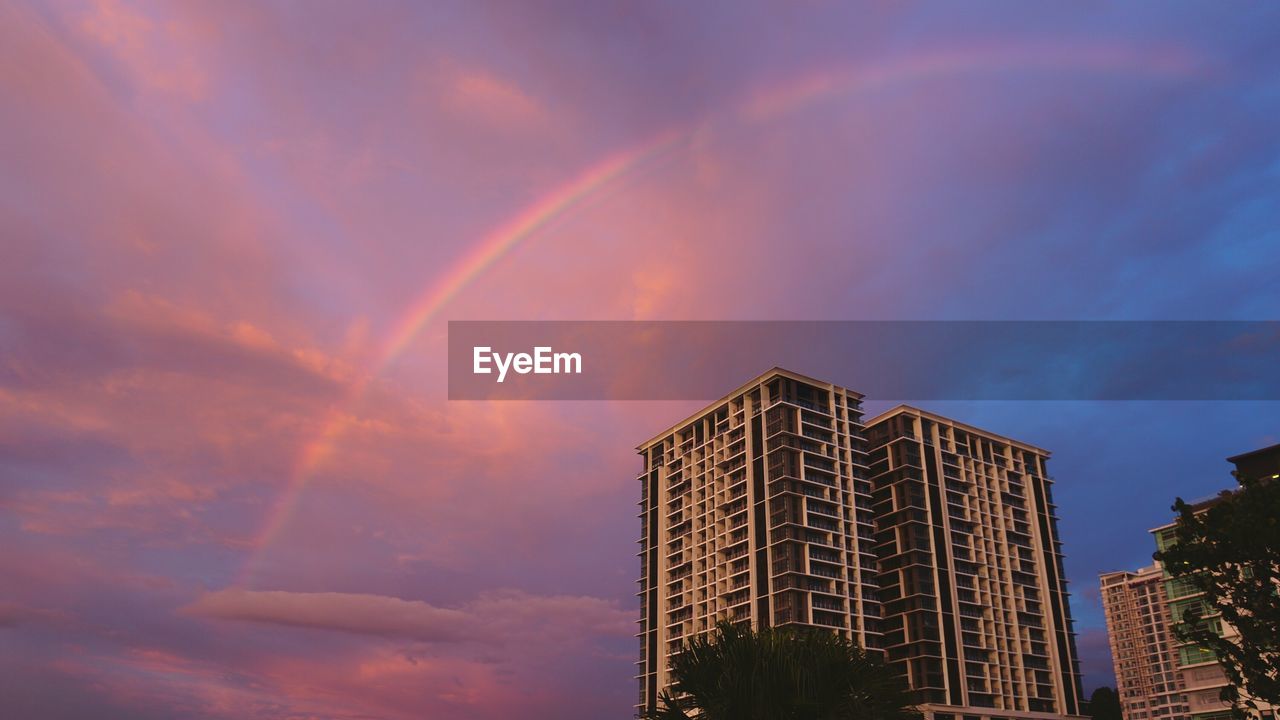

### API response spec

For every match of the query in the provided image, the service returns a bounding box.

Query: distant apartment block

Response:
[1226,443,1280,486]
[1100,565,1187,720]
[636,368,1085,720]
[1151,518,1237,720]
[1103,443,1279,720]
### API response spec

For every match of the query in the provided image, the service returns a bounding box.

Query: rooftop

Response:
[865,404,1052,457]
[636,366,863,451]
[1226,441,1280,465]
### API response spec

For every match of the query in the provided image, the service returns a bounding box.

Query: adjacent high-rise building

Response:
[636,368,1085,720]
[865,406,1085,719]
[1100,565,1188,720]
[1151,517,1234,720]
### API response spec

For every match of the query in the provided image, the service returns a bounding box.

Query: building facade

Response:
[865,406,1085,720]
[636,369,1085,720]
[1102,443,1279,720]
[635,369,881,713]
[1100,565,1188,720]
[1151,520,1236,720]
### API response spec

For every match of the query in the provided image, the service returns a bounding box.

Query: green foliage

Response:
[1153,472,1280,714]
[1088,686,1122,720]
[641,621,920,720]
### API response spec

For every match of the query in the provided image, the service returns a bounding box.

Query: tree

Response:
[641,621,920,720]
[1152,471,1280,714]
[1088,686,1122,720]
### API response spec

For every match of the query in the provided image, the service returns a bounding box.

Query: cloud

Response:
[183,588,633,646]
[75,0,212,101]
[0,602,62,628]
[184,589,473,642]
[441,64,548,130]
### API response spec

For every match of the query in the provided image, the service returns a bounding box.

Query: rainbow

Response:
[236,42,1199,587]
[743,44,1197,123]
[236,129,689,586]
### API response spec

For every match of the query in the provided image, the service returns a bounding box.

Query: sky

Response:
[2,1,1279,718]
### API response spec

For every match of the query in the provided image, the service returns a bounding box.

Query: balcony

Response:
[811,610,847,628]
[807,516,840,532]
[809,547,841,564]
[798,472,837,489]
[807,501,840,517]
[797,419,835,447]
[809,563,842,579]
[812,596,845,611]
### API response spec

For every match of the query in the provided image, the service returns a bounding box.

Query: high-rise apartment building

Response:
[865,406,1085,719]
[635,369,881,713]
[1151,517,1236,720]
[1226,443,1280,485]
[1102,443,1279,720]
[1100,565,1188,720]
[636,369,1085,720]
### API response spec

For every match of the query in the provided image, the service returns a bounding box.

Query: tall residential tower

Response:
[636,369,881,713]
[1100,565,1187,720]
[866,406,1085,719]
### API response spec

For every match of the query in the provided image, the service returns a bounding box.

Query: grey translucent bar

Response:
[447,321,1280,400]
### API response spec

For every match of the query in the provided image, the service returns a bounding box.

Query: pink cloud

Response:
[74,0,214,102]
[182,588,633,646]
[0,602,66,628]
[432,61,550,131]
[183,589,475,643]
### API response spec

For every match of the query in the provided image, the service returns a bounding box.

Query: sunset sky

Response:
[3,2,1280,718]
